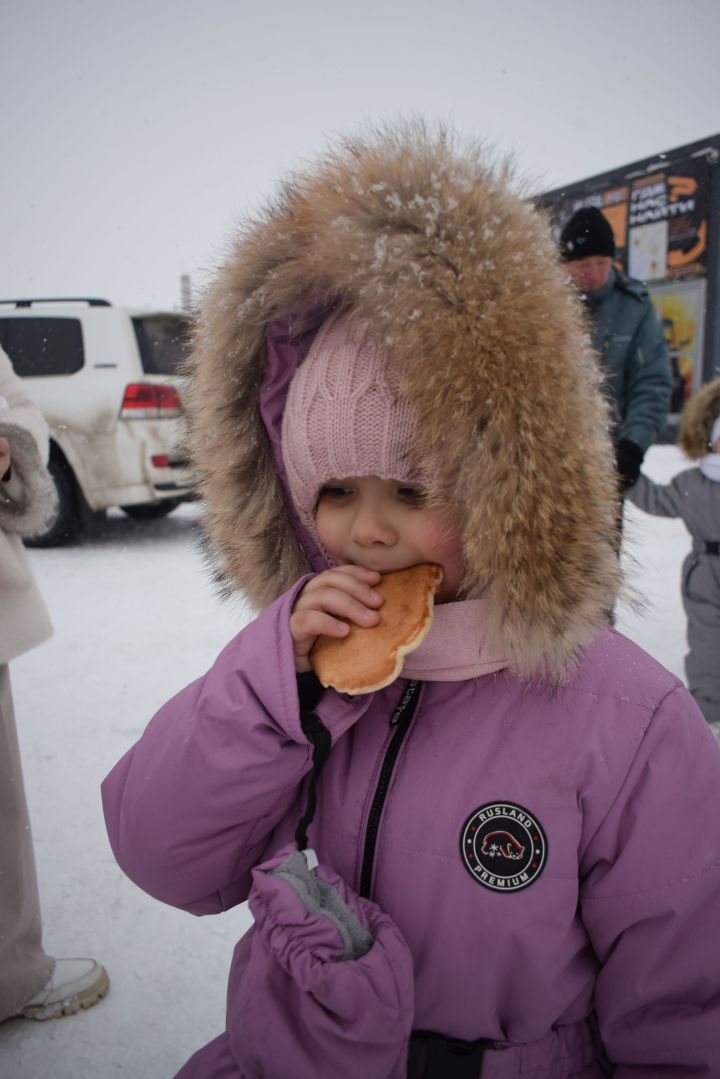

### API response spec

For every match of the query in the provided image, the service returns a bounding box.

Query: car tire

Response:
[25,456,84,548]
[120,499,181,520]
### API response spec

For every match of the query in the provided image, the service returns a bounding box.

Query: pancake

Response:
[310,562,443,695]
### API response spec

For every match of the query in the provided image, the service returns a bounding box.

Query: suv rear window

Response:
[133,315,191,376]
[0,317,84,376]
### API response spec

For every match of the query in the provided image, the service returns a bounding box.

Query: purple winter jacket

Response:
[102,580,720,1078]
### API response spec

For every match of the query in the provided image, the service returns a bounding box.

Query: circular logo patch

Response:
[460,801,547,892]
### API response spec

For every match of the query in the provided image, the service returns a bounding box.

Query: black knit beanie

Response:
[559,207,615,261]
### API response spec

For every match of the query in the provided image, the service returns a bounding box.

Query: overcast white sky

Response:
[3,0,720,310]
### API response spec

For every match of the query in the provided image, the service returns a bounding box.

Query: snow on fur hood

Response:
[185,123,620,680]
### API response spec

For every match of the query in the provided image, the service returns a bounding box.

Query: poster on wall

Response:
[600,192,629,268]
[628,158,710,279]
[629,220,668,280]
[649,278,707,412]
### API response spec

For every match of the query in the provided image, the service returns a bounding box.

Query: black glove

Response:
[616,439,644,492]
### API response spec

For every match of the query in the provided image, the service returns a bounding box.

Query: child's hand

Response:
[290,565,383,673]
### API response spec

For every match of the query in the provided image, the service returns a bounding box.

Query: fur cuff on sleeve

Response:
[0,422,58,537]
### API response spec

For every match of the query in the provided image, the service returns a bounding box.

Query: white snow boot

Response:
[17,958,109,1020]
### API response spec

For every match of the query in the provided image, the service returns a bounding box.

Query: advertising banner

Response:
[649,278,707,411]
[629,158,710,279]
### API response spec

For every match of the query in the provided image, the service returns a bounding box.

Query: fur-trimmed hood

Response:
[680,377,720,459]
[186,123,620,680]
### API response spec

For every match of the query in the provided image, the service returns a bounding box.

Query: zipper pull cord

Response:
[294,712,332,852]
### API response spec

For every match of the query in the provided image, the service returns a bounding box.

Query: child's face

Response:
[315,475,464,603]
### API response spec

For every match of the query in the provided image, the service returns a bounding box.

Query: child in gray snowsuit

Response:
[626,377,720,729]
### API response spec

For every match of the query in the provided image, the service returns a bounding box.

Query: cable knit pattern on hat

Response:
[281,312,420,553]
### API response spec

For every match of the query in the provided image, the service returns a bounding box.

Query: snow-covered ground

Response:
[0,444,712,1078]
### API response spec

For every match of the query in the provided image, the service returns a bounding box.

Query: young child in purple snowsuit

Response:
[101,125,720,1078]
[626,377,720,730]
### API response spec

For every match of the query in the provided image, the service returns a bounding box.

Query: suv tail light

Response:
[120,383,182,419]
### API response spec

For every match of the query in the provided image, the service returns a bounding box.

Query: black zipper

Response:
[358,680,422,898]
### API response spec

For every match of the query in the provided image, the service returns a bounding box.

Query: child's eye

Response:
[398,486,427,506]
[318,484,353,500]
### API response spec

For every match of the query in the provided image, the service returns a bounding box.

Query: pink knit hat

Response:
[281,311,420,553]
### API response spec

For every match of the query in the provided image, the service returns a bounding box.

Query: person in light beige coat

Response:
[0,346,108,1022]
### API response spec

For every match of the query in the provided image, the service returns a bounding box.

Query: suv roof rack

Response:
[0,297,112,308]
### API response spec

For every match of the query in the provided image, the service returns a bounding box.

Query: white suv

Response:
[0,297,195,545]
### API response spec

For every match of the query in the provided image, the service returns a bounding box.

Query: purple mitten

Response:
[227,846,414,1079]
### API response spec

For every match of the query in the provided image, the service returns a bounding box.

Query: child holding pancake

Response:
[102,125,720,1078]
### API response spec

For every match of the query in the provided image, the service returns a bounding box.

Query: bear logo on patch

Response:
[480,831,525,860]
[460,801,547,892]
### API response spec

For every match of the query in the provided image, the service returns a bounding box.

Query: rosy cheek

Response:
[315,509,338,552]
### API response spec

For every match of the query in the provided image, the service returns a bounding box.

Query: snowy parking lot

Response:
[0,444,711,1078]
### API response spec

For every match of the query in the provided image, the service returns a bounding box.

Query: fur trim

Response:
[0,423,58,537]
[186,122,621,680]
[680,377,720,459]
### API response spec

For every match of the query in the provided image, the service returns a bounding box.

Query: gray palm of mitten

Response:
[271,849,373,961]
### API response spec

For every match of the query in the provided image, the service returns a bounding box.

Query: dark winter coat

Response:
[584,267,672,453]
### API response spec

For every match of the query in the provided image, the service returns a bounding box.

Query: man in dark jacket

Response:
[560,206,672,491]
